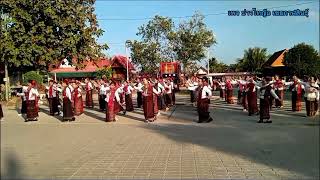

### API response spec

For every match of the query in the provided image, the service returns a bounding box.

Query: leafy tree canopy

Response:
[127,12,216,74]
[0,0,108,71]
[208,57,228,73]
[284,43,320,77]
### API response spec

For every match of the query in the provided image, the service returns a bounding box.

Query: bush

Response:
[23,71,43,85]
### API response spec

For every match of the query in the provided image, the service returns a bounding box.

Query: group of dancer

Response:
[187,75,319,123]
[14,76,179,123]
[2,74,318,124]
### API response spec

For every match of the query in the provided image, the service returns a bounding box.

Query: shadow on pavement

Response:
[1,152,23,180]
[83,111,106,122]
[118,113,146,122]
[39,108,63,122]
[141,100,319,179]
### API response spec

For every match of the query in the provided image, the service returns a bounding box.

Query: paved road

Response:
[1,94,319,179]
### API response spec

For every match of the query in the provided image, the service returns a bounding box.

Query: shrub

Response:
[23,71,43,85]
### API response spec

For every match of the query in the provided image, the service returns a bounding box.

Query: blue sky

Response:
[95,0,319,65]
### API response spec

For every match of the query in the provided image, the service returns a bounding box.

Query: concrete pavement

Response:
[1,94,319,179]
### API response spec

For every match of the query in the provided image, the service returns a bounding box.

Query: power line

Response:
[97,1,315,21]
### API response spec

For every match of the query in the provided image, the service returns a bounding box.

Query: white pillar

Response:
[207,50,210,75]
[5,61,9,101]
[125,44,129,81]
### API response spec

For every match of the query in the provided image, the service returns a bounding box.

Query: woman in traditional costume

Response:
[62,80,75,121]
[26,80,39,121]
[105,81,119,122]
[157,78,166,111]
[226,79,234,104]
[123,81,134,112]
[197,77,213,123]
[47,80,60,116]
[288,76,304,112]
[258,77,280,123]
[142,78,156,122]
[85,78,94,108]
[274,75,285,108]
[246,78,259,116]
[301,77,319,117]
[72,81,84,116]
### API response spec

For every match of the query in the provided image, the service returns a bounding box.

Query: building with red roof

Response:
[49,55,135,80]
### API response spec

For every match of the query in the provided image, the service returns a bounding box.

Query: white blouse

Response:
[28,88,39,100]
[200,86,212,99]
[64,87,72,101]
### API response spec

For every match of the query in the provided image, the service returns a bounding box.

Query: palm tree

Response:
[242,47,268,73]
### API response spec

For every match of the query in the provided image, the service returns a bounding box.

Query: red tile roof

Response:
[50,56,134,73]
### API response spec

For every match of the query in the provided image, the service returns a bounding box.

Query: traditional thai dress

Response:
[114,86,124,114]
[259,85,279,121]
[124,85,134,111]
[164,83,173,106]
[105,88,118,122]
[171,81,176,105]
[99,85,107,111]
[157,82,166,110]
[239,80,248,110]
[197,85,212,123]
[153,84,160,118]
[26,87,39,121]
[85,81,94,108]
[246,82,258,116]
[219,82,226,99]
[274,80,285,107]
[73,87,84,116]
[226,81,234,104]
[17,86,28,114]
[302,82,319,117]
[134,82,143,108]
[289,81,303,112]
[143,85,155,120]
[47,84,59,115]
[269,84,275,110]
[187,79,195,102]
[63,87,74,121]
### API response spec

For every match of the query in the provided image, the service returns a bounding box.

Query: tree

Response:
[127,12,216,74]
[96,66,113,79]
[126,40,162,73]
[208,57,228,73]
[127,15,174,73]
[0,0,108,70]
[170,13,216,73]
[237,47,267,73]
[284,43,320,77]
